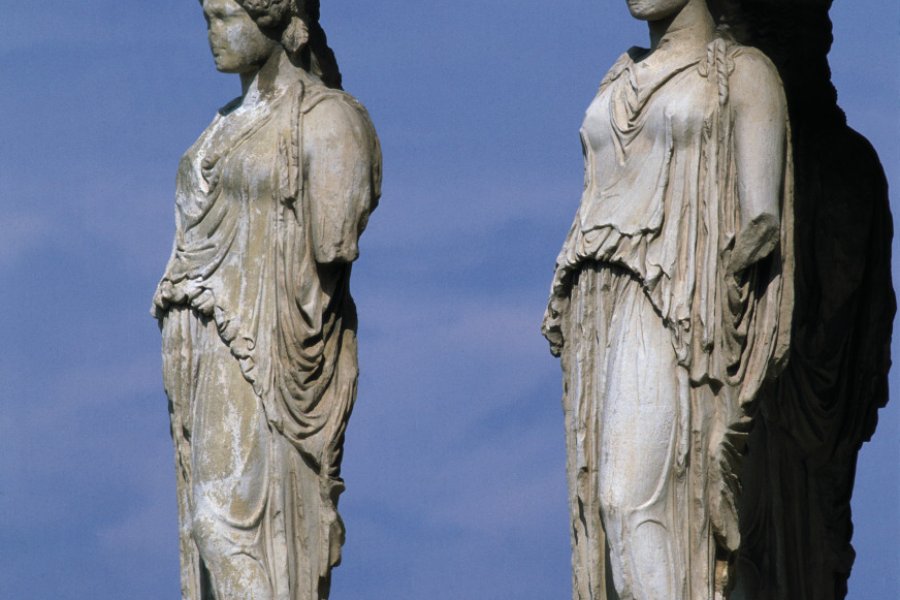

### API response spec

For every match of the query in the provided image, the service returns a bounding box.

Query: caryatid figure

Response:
[542,1,792,597]
[153,1,381,598]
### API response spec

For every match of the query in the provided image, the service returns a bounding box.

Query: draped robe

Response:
[543,39,793,599]
[153,74,381,599]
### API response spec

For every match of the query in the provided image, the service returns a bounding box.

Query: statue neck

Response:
[240,50,317,103]
[647,0,716,54]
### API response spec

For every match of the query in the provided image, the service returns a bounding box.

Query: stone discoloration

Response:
[543,1,793,597]
[154,2,380,598]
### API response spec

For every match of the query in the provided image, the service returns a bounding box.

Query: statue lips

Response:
[626,0,691,21]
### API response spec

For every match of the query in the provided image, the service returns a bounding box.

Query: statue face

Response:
[202,0,278,74]
[626,0,691,21]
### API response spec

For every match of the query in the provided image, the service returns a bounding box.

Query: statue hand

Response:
[542,298,566,357]
[191,288,217,316]
[152,280,186,314]
[729,213,779,274]
[152,287,169,313]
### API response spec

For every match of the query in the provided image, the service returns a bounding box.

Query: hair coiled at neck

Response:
[706,0,748,42]
[235,0,343,89]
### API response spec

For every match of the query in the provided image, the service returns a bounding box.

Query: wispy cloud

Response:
[0,213,53,269]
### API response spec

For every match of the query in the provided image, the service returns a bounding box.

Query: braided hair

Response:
[706,0,748,42]
[703,0,748,106]
[234,0,343,89]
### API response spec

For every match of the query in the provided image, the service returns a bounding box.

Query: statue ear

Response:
[282,15,310,54]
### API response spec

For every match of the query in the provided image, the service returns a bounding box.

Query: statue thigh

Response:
[594,269,680,599]
[165,309,273,599]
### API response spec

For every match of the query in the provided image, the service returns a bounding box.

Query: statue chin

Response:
[626,0,690,21]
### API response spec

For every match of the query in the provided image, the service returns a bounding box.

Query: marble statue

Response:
[542,0,794,597]
[152,1,381,598]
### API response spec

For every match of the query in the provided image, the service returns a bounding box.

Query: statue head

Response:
[626,0,693,21]
[202,0,279,76]
[201,0,342,89]
[626,0,744,38]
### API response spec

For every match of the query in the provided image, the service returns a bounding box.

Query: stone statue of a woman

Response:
[152,1,381,598]
[542,1,792,597]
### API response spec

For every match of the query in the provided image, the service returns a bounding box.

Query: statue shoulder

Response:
[298,84,378,148]
[596,51,634,95]
[729,44,786,109]
[701,39,785,106]
[729,44,781,82]
[301,85,373,123]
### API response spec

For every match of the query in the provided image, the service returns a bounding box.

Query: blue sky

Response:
[0,1,896,598]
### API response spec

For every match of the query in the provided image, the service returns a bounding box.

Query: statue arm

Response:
[729,51,788,274]
[304,96,382,264]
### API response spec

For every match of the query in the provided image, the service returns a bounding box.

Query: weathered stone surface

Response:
[152,1,381,598]
[542,1,893,598]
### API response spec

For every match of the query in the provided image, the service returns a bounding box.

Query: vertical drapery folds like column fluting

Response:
[731,2,894,598]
